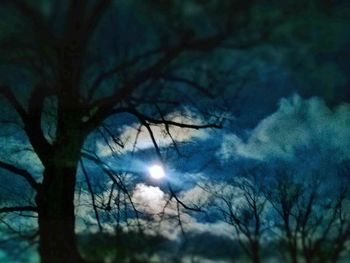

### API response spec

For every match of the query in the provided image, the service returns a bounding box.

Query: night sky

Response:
[0,1,349,263]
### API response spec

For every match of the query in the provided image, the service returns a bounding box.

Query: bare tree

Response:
[265,170,302,263]
[0,1,282,262]
[266,169,350,263]
[213,168,268,263]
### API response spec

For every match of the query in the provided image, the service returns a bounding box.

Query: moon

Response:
[148,165,165,179]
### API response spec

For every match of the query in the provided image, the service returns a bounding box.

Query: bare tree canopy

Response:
[0,1,349,263]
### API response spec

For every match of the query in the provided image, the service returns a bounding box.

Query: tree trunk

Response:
[37,164,85,263]
[289,245,298,263]
[36,135,87,263]
[251,241,261,263]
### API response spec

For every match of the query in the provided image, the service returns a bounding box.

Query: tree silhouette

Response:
[265,169,350,263]
[0,1,278,262]
[215,168,268,263]
[0,1,343,262]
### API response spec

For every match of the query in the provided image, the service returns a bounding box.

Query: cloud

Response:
[132,183,166,214]
[180,185,212,207]
[119,183,232,240]
[97,110,210,156]
[74,175,249,243]
[219,94,350,161]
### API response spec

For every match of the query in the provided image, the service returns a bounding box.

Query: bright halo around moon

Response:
[148,165,165,180]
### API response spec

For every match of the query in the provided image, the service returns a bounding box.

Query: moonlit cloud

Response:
[132,183,166,214]
[219,95,350,161]
[128,183,233,240]
[97,110,210,156]
[180,184,212,207]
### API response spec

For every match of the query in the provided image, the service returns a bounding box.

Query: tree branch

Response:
[0,206,38,214]
[169,186,203,212]
[126,107,223,129]
[139,115,204,213]
[84,0,112,43]
[85,33,226,127]
[24,86,53,165]
[81,151,142,223]
[0,160,40,191]
[80,160,103,232]
[159,74,215,98]
[88,47,164,101]
[0,85,52,165]
[3,0,56,46]
[0,85,27,121]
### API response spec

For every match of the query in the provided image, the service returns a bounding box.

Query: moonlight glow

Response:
[148,165,165,179]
